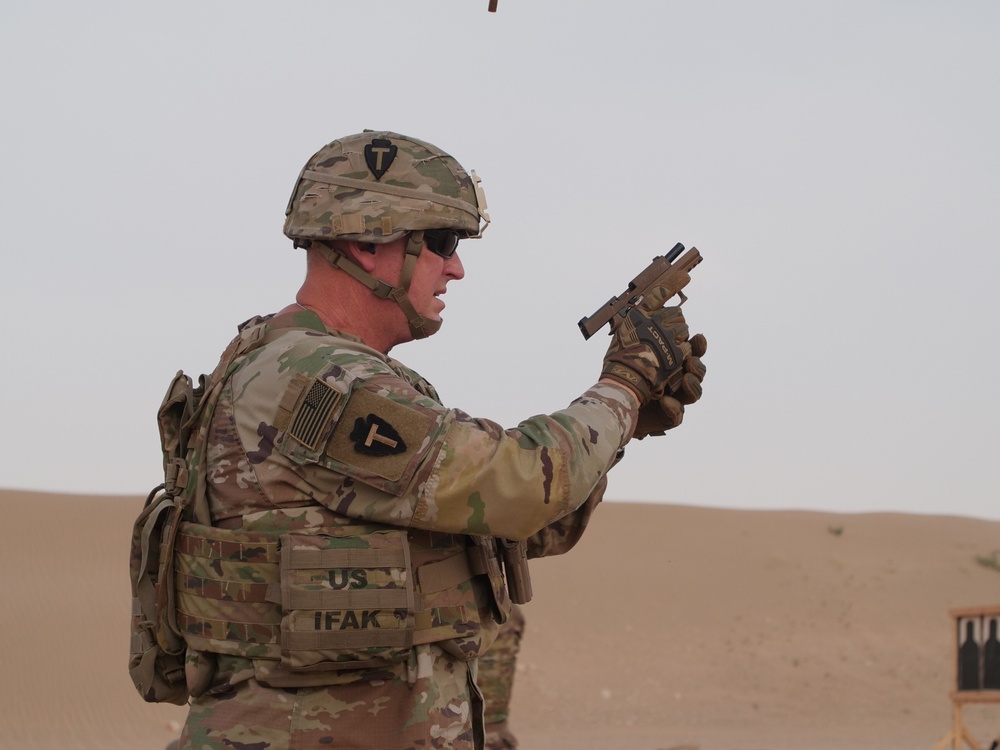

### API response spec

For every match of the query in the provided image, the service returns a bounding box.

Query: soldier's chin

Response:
[427,299,445,320]
[418,305,444,336]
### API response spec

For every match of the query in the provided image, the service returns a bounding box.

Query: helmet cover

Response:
[283,130,489,245]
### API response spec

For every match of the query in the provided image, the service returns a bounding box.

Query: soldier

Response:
[164,130,706,749]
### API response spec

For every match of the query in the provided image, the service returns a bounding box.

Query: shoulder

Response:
[273,346,450,497]
[234,326,389,387]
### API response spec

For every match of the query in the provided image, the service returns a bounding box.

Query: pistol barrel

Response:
[664,242,685,262]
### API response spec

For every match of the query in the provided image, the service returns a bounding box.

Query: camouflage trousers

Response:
[479,604,525,750]
[179,644,484,750]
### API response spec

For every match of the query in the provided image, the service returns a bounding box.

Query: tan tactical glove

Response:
[601,305,692,405]
[633,333,707,439]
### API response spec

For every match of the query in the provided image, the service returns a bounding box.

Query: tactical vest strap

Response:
[176,526,280,562]
[283,588,411,610]
[278,534,413,612]
[282,547,406,570]
[284,624,411,651]
[416,550,475,593]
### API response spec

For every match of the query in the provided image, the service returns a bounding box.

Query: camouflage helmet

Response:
[283,130,490,245]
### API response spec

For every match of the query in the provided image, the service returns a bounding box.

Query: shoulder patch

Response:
[326,389,434,482]
[288,377,344,450]
[350,413,407,456]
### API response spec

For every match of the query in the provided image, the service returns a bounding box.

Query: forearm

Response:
[412,382,637,539]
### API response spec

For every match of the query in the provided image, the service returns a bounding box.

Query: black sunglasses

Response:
[422,229,461,259]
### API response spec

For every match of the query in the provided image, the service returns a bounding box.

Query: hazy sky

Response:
[2,1,998,520]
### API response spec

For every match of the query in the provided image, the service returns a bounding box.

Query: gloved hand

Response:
[632,333,707,439]
[601,305,692,405]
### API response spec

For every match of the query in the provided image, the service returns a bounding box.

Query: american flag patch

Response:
[288,378,342,450]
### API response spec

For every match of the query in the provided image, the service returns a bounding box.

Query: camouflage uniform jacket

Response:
[206,308,636,538]
[191,308,636,685]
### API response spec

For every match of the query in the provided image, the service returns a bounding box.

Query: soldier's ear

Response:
[343,241,378,271]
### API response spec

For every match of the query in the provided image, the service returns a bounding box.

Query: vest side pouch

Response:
[128,487,188,705]
[278,529,416,671]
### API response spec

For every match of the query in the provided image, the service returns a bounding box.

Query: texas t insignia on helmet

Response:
[283,130,490,340]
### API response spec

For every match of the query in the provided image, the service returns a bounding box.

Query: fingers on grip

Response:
[633,395,685,440]
[689,333,708,358]
[676,372,703,405]
[657,395,685,428]
[685,356,706,382]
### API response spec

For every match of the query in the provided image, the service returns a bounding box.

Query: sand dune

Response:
[2,490,999,750]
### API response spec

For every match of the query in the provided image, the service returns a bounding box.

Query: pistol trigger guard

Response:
[677,290,689,306]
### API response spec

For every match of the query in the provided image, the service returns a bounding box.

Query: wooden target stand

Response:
[933,606,1000,750]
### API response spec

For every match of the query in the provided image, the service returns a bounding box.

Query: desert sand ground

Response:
[2,490,999,750]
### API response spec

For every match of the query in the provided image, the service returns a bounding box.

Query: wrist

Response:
[598,376,643,407]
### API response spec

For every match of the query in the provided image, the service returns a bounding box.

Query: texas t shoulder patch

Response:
[350,414,407,456]
[326,388,435,483]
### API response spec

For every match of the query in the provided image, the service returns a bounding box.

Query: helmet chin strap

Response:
[314,231,441,340]
[395,231,442,339]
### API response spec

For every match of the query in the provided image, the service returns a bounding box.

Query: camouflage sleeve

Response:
[267,348,637,539]
[218,330,638,538]
[418,381,637,540]
[524,472,608,559]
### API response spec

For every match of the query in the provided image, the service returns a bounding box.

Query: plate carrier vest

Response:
[129,317,526,704]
